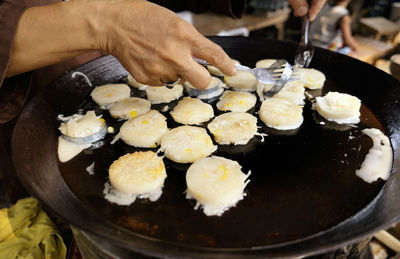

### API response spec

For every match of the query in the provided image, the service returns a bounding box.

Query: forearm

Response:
[340,15,358,51]
[344,36,358,51]
[342,26,358,51]
[6,1,98,77]
[6,0,235,89]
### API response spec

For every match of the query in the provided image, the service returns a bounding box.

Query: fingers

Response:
[288,0,326,21]
[123,51,210,89]
[125,59,182,86]
[127,57,212,90]
[177,58,212,90]
[149,63,180,86]
[288,0,308,17]
[192,36,236,77]
[309,0,326,21]
[106,1,230,90]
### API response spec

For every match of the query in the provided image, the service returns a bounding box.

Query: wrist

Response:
[85,0,148,54]
[65,0,99,51]
[78,0,119,54]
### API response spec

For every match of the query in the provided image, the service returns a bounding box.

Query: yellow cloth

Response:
[0,197,66,259]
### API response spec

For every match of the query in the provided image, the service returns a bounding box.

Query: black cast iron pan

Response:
[11,37,400,258]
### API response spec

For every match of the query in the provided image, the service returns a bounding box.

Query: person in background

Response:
[310,0,359,53]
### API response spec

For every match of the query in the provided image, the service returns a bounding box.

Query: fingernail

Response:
[295,6,307,16]
[231,67,237,75]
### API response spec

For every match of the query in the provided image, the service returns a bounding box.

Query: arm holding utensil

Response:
[5,0,237,90]
[3,0,329,91]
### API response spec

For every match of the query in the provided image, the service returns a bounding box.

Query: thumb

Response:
[288,0,309,17]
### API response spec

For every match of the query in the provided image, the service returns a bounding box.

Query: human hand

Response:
[90,0,236,89]
[288,0,327,21]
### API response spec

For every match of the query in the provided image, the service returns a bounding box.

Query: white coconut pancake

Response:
[259,98,303,130]
[355,128,392,183]
[184,76,225,100]
[108,151,166,198]
[273,81,306,105]
[59,110,105,138]
[256,83,274,102]
[297,68,326,90]
[184,76,223,90]
[186,156,250,216]
[216,90,257,112]
[170,97,214,125]
[160,126,217,163]
[58,137,91,163]
[257,81,305,104]
[207,65,225,77]
[120,110,168,147]
[109,97,151,120]
[126,74,148,90]
[90,83,131,106]
[255,59,277,68]
[224,71,258,92]
[314,91,361,124]
[146,85,183,104]
[207,112,258,145]
[207,59,240,76]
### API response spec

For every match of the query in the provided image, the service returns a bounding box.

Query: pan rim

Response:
[11,38,400,258]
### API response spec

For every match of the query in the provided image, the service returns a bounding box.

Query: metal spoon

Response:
[61,125,108,145]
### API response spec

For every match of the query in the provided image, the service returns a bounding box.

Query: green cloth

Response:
[0,197,66,259]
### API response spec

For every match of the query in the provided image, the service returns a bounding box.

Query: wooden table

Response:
[347,36,396,64]
[359,17,399,41]
[192,8,291,40]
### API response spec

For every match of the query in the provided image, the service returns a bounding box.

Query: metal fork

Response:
[263,61,296,98]
[294,2,315,68]
[194,58,299,85]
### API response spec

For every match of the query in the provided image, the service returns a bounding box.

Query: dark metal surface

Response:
[11,37,400,258]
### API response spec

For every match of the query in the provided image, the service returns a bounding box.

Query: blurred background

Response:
[182,0,400,79]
